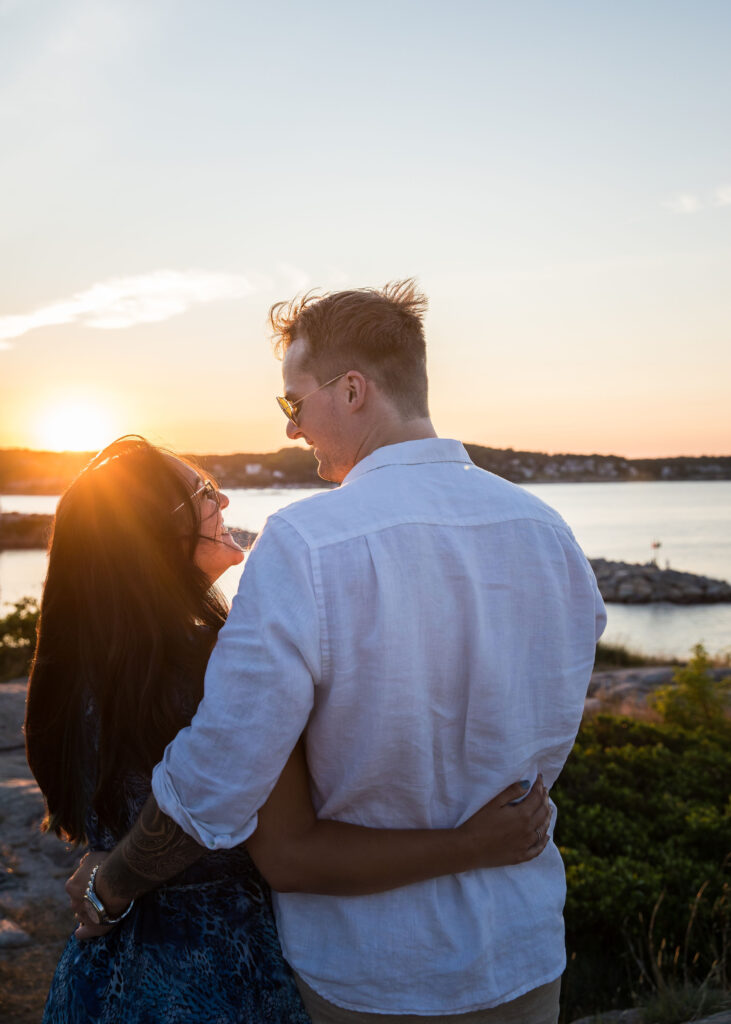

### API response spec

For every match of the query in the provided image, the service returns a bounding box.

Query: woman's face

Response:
[173,461,245,584]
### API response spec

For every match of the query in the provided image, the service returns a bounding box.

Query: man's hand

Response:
[459,775,552,869]
[66,851,119,940]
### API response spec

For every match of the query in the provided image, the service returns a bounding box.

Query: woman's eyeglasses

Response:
[171,480,219,515]
[275,372,347,425]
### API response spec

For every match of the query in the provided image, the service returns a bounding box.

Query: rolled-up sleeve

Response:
[151,516,320,849]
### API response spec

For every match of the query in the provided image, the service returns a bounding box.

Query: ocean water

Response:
[523,481,731,659]
[2,481,729,659]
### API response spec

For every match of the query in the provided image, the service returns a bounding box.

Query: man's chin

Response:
[315,458,343,485]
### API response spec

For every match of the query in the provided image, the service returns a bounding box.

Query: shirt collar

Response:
[343,438,472,485]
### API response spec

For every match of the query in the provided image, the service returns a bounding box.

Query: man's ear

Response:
[344,371,367,412]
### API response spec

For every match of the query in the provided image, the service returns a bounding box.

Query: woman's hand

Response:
[66,851,116,940]
[248,740,553,895]
[459,776,551,869]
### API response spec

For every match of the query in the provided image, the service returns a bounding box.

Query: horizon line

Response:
[0,444,730,462]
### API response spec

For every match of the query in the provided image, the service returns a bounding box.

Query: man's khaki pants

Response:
[294,974,561,1024]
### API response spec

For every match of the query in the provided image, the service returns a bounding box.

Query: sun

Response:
[36,399,118,452]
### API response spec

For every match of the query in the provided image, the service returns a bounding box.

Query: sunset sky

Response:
[1,0,730,458]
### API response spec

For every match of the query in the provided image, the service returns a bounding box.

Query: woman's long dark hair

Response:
[25,436,228,843]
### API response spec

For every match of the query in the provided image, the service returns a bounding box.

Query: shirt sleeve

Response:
[151,515,319,849]
[593,572,608,643]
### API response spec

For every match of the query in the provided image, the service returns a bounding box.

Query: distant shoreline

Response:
[1,444,730,494]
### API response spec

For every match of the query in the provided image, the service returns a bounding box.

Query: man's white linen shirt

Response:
[152,439,606,1015]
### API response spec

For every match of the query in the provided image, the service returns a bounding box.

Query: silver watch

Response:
[83,864,135,926]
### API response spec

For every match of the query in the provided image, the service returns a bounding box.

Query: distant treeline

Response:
[462,447,731,484]
[0,445,729,494]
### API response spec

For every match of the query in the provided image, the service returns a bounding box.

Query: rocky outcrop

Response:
[590,558,731,604]
[228,528,256,549]
[0,513,53,550]
[0,515,256,553]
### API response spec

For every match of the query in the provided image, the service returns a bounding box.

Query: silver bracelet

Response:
[82,863,135,926]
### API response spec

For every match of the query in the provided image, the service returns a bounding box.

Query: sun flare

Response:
[36,399,117,452]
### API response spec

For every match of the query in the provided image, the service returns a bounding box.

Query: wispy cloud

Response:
[0,270,261,343]
[663,193,703,214]
[664,182,731,214]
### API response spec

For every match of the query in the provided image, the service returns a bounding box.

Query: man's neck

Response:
[351,417,438,470]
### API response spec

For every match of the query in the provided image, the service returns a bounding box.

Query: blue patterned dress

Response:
[43,687,311,1024]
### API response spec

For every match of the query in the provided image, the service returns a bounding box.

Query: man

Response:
[69,280,606,1022]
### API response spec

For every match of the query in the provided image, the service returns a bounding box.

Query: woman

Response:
[26,436,550,1024]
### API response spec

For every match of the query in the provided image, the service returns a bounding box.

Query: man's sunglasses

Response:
[276,372,347,425]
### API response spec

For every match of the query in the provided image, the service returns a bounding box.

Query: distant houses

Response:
[0,445,729,494]
[464,447,730,484]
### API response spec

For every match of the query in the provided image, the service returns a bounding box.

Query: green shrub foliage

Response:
[0,596,39,681]
[594,640,655,669]
[651,643,731,730]
[554,714,730,1020]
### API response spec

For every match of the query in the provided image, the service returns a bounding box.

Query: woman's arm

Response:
[246,741,551,895]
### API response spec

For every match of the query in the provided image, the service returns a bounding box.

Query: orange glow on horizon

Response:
[34,399,119,453]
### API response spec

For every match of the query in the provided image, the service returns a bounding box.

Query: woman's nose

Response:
[218,491,230,509]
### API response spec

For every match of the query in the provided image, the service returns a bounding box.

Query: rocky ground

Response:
[0,681,78,1022]
[585,664,730,717]
[1,677,729,1024]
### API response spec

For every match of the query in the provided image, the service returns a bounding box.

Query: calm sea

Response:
[2,481,730,659]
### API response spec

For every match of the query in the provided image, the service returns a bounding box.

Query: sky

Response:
[1,0,730,458]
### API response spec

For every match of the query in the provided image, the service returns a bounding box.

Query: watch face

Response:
[83,893,104,925]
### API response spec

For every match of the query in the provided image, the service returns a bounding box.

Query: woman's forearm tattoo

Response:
[101,794,204,901]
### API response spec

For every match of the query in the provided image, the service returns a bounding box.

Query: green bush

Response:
[0,596,39,682]
[555,714,730,1021]
[594,640,657,669]
[651,643,731,730]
